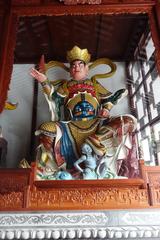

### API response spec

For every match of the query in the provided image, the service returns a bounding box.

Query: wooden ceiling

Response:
[13,14,148,64]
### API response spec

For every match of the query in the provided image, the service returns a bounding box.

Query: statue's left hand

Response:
[98,109,110,118]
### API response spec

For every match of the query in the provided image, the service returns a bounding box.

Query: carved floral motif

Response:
[1,210,160,239]
[0,212,108,226]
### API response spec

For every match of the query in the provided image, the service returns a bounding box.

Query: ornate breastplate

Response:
[65,80,99,121]
[67,79,96,99]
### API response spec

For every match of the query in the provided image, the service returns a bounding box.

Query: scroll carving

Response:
[0,212,108,226]
[28,187,149,209]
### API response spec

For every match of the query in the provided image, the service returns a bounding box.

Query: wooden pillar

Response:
[0,3,18,113]
[155,1,160,32]
[148,6,160,75]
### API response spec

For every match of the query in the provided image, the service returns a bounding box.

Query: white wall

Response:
[0,62,129,167]
[94,62,129,116]
[0,65,34,167]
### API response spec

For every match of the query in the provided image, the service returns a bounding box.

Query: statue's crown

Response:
[67,46,91,64]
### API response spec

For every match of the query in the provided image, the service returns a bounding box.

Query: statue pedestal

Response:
[2,160,160,210]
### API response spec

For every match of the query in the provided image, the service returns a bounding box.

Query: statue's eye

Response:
[79,62,84,67]
[75,107,81,112]
[71,63,76,69]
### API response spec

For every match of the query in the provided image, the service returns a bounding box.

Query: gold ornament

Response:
[66,46,91,64]
[67,93,99,112]
[4,101,18,110]
[19,159,31,168]
[89,58,117,79]
[35,121,57,136]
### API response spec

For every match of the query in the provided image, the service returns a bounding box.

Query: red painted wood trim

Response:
[148,8,160,75]
[0,10,18,112]
[12,3,154,16]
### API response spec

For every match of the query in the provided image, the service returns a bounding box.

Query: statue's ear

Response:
[85,64,89,72]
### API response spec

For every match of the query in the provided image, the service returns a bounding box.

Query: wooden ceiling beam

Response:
[11,3,154,17]
[46,17,57,59]
[24,18,41,56]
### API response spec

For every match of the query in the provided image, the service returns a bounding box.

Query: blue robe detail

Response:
[59,122,79,169]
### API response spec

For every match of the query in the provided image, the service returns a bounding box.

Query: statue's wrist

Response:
[103,102,113,110]
[41,79,49,87]
[102,107,109,112]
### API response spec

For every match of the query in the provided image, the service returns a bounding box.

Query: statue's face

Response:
[70,60,88,81]
[82,143,92,154]
[72,101,95,121]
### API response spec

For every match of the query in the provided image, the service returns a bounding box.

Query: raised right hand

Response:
[30,68,47,83]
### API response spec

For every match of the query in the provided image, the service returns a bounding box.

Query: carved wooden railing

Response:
[139,160,160,206]
[1,160,160,210]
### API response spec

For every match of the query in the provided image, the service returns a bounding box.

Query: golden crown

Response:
[66,46,91,64]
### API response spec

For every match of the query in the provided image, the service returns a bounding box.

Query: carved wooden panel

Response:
[28,186,149,209]
[61,0,102,4]
[5,162,160,210]
[0,169,31,209]
[152,189,160,204]
[26,166,149,210]
[12,4,153,16]
[139,160,160,188]
[139,160,160,206]
[11,0,156,5]
[0,169,31,194]
[0,192,23,209]
[60,0,155,5]
[0,166,152,210]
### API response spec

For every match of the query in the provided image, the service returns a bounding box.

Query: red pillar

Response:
[0,4,18,112]
[148,4,160,75]
[155,1,160,32]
